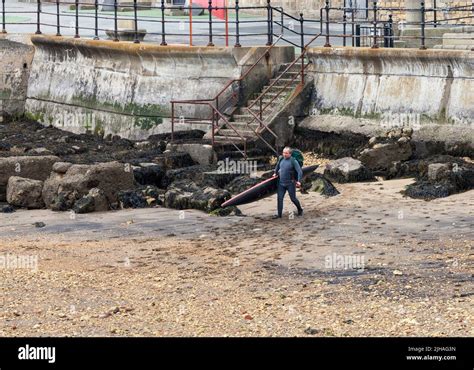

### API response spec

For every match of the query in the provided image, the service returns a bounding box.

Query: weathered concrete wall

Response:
[25,36,294,140]
[0,36,35,121]
[308,47,473,122]
[302,47,474,153]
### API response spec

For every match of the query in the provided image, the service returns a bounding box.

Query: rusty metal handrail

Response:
[244,33,321,132]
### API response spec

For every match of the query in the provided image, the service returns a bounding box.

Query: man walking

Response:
[273,147,303,219]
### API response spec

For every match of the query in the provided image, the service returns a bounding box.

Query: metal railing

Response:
[2,1,472,48]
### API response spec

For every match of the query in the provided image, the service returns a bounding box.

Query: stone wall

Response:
[24,35,294,140]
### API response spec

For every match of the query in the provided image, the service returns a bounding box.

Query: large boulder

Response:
[6,176,45,209]
[0,155,60,201]
[324,157,374,183]
[133,163,165,187]
[166,143,217,165]
[164,180,230,212]
[358,137,413,171]
[73,188,110,214]
[302,173,340,197]
[404,159,474,199]
[42,161,135,210]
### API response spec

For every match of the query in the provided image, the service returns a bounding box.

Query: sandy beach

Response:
[1,178,472,337]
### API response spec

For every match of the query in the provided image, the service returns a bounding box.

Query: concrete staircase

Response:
[205,61,306,157]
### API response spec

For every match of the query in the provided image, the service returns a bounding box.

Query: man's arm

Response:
[273,157,281,177]
[293,159,303,183]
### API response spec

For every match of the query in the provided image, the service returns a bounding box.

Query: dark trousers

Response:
[277,181,302,217]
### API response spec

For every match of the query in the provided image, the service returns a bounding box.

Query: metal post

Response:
[55,0,61,36]
[343,13,347,47]
[235,0,241,47]
[171,103,175,142]
[433,0,437,28]
[388,14,393,47]
[75,0,80,38]
[114,0,119,41]
[420,1,426,49]
[1,0,5,33]
[299,12,304,85]
[266,0,273,45]
[207,0,214,46]
[372,1,378,48]
[160,0,167,45]
[324,0,331,47]
[351,3,355,46]
[94,0,99,40]
[36,0,41,35]
[133,0,139,43]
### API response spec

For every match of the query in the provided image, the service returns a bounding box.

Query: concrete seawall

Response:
[24,36,294,140]
[302,47,473,153]
[0,35,35,121]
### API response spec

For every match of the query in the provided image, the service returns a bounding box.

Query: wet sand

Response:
[0,178,472,336]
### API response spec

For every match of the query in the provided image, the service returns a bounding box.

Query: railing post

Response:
[1,0,5,33]
[74,0,80,38]
[207,0,214,46]
[36,0,41,35]
[433,0,437,28]
[133,0,139,43]
[266,0,273,46]
[324,0,331,47]
[351,3,355,47]
[160,0,167,45]
[94,0,99,40]
[235,0,241,47]
[420,1,426,49]
[259,97,263,126]
[372,1,378,48]
[114,0,119,41]
[171,102,174,142]
[55,0,61,36]
[299,12,304,85]
[343,13,347,47]
[388,14,393,47]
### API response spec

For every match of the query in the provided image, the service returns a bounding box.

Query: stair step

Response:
[217,129,256,138]
[213,135,248,143]
[225,122,260,130]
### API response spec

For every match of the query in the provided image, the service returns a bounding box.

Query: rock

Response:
[163,165,213,188]
[164,180,230,212]
[153,152,196,170]
[27,147,53,155]
[359,140,412,171]
[50,191,80,212]
[73,188,109,213]
[133,163,165,187]
[73,195,95,214]
[118,190,148,209]
[166,143,217,165]
[0,155,60,201]
[6,176,45,209]
[209,206,243,216]
[427,163,452,182]
[403,158,474,200]
[42,161,135,211]
[302,173,340,197]
[52,162,73,174]
[324,157,374,183]
[304,326,320,335]
[225,175,260,194]
[1,204,15,213]
[33,222,45,228]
